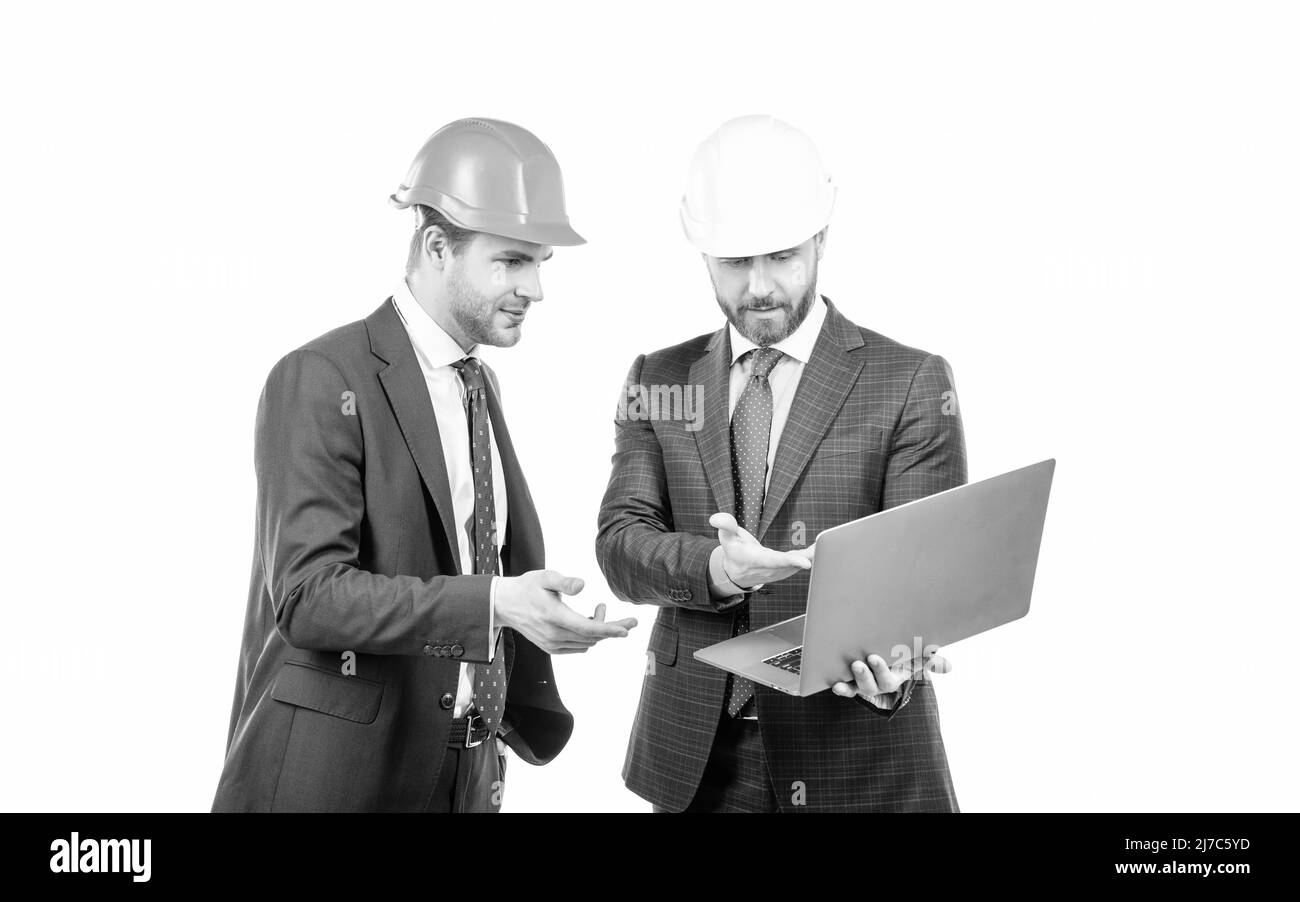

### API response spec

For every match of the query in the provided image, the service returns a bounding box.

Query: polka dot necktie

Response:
[724,347,783,717]
[452,357,507,734]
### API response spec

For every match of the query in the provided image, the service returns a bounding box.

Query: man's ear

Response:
[814,227,829,261]
[422,225,452,271]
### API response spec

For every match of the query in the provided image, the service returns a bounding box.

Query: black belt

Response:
[447,710,493,748]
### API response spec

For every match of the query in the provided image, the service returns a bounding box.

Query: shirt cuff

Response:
[708,545,760,599]
[488,576,500,663]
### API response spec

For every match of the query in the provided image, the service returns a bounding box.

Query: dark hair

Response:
[406,204,478,272]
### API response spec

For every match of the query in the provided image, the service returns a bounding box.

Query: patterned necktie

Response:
[452,357,508,734]
[724,346,783,717]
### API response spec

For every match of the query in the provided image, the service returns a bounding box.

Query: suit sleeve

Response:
[256,349,494,658]
[858,353,968,720]
[595,355,736,612]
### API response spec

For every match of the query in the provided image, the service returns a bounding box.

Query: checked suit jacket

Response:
[596,296,965,813]
[213,297,571,812]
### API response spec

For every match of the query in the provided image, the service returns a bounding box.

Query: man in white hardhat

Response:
[215,118,636,812]
[597,115,963,812]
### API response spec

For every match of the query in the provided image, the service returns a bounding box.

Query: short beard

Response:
[445,261,498,347]
[720,281,819,347]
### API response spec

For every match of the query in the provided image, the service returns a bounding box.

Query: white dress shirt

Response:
[392,280,507,718]
[707,295,897,713]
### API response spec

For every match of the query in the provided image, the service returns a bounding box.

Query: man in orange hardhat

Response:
[215,118,636,812]
[598,115,962,812]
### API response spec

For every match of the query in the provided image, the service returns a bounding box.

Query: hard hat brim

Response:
[391,190,586,247]
[490,221,587,247]
[679,186,834,258]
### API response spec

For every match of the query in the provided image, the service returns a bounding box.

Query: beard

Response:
[719,280,819,347]
[446,262,509,347]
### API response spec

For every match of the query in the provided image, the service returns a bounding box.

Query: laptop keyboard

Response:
[763,647,803,674]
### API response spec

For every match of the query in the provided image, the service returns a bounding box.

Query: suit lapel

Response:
[689,328,736,517]
[366,299,463,572]
[757,298,867,543]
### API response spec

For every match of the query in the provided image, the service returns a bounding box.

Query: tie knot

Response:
[452,356,485,392]
[747,347,783,381]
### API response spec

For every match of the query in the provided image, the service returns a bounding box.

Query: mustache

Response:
[741,300,790,312]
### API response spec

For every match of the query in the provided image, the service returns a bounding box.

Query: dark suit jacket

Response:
[596,296,964,812]
[213,298,571,812]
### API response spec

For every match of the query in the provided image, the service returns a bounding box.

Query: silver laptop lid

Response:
[797,459,1055,695]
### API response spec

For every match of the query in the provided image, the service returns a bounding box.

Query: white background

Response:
[1,1,1296,813]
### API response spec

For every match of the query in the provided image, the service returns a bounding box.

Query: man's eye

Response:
[724,258,750,268]
[771,254,793,263]
[500,259,522,269]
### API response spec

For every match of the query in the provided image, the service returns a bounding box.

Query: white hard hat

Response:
[679,115,836,258]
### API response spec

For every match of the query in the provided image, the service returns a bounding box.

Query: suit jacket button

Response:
[439,645,450,657]
[680,589,692,601]
[423,644,436,656]
[452,644,464,657]
[439,692,454,710]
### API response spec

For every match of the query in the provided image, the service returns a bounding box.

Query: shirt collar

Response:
[391,278,480,369]
[728,293,828,367]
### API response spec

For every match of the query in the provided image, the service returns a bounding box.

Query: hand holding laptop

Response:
[831,651,952,702]
[694,458,1054,699]
[710,512,815,589]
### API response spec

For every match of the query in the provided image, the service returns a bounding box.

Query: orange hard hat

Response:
[391,117,585,246]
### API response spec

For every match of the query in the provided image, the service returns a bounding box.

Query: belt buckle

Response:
[464,710,486,748]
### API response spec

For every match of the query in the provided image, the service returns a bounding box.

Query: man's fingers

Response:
[838,653,933,699]
[735,542,811,572]
[851,660,881,696]
[542,635,599,653]
[589,602,607,622]
[554,605,634,639]
[573,620,633,639]
[710,512,756,545]
[867,655,906,691]
[783,550,813,570]
[548,625,630,652]
[537,570,585,596]
[709,512,740,534]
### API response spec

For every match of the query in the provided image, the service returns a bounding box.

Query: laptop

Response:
[693,458,1055,696]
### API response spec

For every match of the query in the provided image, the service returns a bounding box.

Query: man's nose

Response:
[515,270,543,303]
[748,259,773,299]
